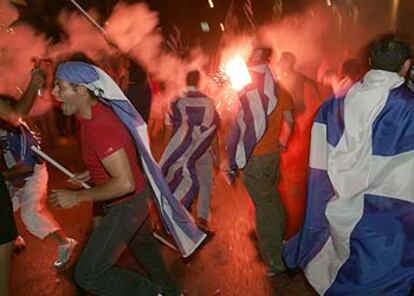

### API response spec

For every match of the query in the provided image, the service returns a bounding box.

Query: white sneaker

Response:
[53,238,78,269]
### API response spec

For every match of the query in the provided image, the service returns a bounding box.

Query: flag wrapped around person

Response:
[55,61,206,257]
[283,70,414,295]
[408,66,414,92]
[226,60,278,177]
[160,89,219,207]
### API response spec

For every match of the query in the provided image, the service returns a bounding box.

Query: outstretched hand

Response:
[30,68,45,89]
[50,189,79,209]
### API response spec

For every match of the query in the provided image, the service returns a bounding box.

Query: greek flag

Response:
[283,70,414,295]
[408,66,414,92]
[160,89,219,207]
[56,62,206,257]
[226,61,278,174]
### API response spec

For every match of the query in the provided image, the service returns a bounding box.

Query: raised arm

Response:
[0,70,44,124]
[14,70,45,116]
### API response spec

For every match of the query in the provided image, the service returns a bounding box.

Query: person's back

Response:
[283,35,414,295]
[252,87,293,157]
[0,124,38,181]
[277,52,309,115]
[242,83,294,277]
[161,70,220,233]
[0,122,42,200]
[224,47,294,277]
[126,61,152,123]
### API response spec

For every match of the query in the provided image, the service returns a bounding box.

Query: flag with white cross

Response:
[284,70,414,295]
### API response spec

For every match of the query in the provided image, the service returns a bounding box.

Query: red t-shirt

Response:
[79,102,146,204]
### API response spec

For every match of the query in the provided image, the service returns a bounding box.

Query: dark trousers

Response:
[75,185,179,296]
[243,153,286,272]
[0,176,17,245]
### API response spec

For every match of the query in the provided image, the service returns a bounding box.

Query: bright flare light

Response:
[208,0,214,8]
[224,56,251,91]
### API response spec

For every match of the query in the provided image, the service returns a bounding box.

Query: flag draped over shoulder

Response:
[226,61,278,172]
[56,62,206,257]
[160,89,219,207]
[408,66,414,92]
[283,70,414,295]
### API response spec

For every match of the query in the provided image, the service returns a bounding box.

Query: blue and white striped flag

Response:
[284,70,414,294]
[160,88,219,207]
[56,62,206,257]
[226,61,278,173]
[408,66,414,92]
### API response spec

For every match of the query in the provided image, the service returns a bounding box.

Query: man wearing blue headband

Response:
[50,61,180,296]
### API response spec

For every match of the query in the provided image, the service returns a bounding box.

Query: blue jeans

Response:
[75,185,179,296]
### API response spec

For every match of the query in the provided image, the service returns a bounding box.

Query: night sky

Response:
[13,0,276,47]
[13,1,413,53]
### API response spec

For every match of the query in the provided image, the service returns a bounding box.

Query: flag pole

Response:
[31,145,179,253]
[31,145,91,189]
[66,0,119,50]
[68,0,106,36]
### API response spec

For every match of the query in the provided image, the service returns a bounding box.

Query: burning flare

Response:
[224,56,251,91]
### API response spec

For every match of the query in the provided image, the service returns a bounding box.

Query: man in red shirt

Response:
[50,63,180,296]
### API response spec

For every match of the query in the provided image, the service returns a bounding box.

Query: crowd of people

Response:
[1,32,414,296]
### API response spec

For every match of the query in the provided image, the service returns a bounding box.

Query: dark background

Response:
[9,0,414,55]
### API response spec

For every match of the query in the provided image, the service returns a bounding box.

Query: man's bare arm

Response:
[0,70,44,124]
[49,148,138,208]
[279,110,294,148]
[76,148,136,202]
[14,70,45,115]
[1,164,34,181]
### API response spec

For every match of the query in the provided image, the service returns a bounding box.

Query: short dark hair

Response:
[370,35,411,72]
[253,47,273,62]
[186,70,200,86]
